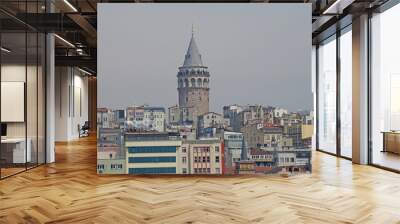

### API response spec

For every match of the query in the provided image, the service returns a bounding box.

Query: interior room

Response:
[54,66,90,141]
[0,0,400,223]
[0,12,46,178]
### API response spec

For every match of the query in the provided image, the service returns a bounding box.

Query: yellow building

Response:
[301,124,314,140]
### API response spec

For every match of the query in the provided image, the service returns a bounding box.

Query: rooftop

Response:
[125,132,181,141]
[144,107,165,112]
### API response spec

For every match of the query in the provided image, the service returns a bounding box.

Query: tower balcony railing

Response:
[177,70,210,76]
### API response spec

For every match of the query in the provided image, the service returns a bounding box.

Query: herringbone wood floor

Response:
[1,136,400,224]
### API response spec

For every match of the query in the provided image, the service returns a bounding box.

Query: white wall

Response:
[1,63,47,163]
[55,67,89,141]
[1,65,39,137]
[1,66,26,139]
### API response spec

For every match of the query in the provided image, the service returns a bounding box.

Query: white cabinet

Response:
[1,138,32,163]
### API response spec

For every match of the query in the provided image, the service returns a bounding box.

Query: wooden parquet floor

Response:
[1,136,400,224]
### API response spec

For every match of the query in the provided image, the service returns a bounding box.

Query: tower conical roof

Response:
[182,33,203,67]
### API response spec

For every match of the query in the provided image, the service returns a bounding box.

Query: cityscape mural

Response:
[97,3,313,175]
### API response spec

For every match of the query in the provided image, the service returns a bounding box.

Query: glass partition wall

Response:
[339,27,352,159]
[0,4,46,179]
[370,3,400,171]
[317,35,337,155]
[316,26,353,159]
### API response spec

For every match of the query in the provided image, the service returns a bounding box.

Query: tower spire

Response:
[182,25,203,67]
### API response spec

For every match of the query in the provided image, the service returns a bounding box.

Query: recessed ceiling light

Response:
[1,47,11,53]
[63,0,78,12]
[78,67,93,76]
[322,0,353,15]
[54,34,75,48]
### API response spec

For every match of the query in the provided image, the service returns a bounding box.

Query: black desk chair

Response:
[79,121,90,138]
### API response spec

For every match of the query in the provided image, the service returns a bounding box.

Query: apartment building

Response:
[168,105,195,126]
[222,104,245,131]
[181,139,223,174]
[144,107,166,132]
[241,123,285,148]
[97,108,115,129]
[275,148,311,173]
[197,112,225,130]
[125,106,165,132]
[97,128,125,174]
[223,131,244,174]
[197,112,228,137]
[125,132,182,174]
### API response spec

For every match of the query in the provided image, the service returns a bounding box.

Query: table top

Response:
[1,138,28,143]
[381,131,400,134]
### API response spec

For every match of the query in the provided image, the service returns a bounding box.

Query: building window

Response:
[182,147,186,153]
[128,167,176,174]
[97,164,105,170]
[371,6,400,170]
[215,156,220,163]
[128,146,177,153]
[110,164,122,169]
[215,146,219,152]
[182,156,187,163]
[215,168,220,173]
[182,168,187,174]
[128,156,176,163]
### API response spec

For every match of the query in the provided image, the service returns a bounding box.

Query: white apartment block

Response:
[180,139,223,174]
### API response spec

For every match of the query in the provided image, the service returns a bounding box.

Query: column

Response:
[352,14,369,164]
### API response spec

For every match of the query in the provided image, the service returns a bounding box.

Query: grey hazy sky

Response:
[98,3,312,112]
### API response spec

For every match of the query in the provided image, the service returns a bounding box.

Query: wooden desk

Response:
[382,131,400,154]
[1,138,31,164]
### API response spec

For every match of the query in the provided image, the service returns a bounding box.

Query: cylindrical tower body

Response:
[177,32,210,120]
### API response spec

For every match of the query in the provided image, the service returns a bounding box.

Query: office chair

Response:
[79,121,90,138]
